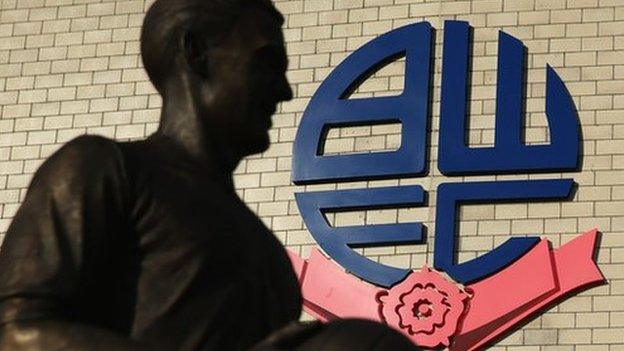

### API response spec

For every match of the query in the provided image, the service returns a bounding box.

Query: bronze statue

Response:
[0,0,420,350]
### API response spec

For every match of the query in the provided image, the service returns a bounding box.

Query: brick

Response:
[440,1,471,15]
[243,188,274,203]
[0,158,24,175]
[115,124,143,139]
[26,131,55,145]
[6,175,31,190]
[0,190,20,202]
[319,10,348,25]
[14,117,42,132]
[559,328,592,344]
[582,66,613,80]
[332,23,361,37]
[6,76,34,90]
[567,0,598,8]
[119,96,147,110]
[66,45,95,59]
[48,87,76,101]
[593,328,624,343]
[0,36,25,50]
[349,8,378,22]
[110,56,138,70]
[379,5,408,19]
[582,37,614,51]
[0,10,29,23]
[286,230,314,246]
[114,1,143,15]
[409,3,440,17]
[39,47,67,61]
[10,146,39,160]
[80,57,108,72]
[535,24,566,38]
[567,23,598,37]
[258,202,289,216]
[519,11,550,26]
[111,28,140,42]
[599,21,624,35]
[595,201,624,216]
[84,30,112,44]
[13,22,41,36]
[301,26,330,40]
[272,215,302,230]
[528,203,561,218]
[288,13,317,28]
[535,0,566,9]
[51,59,79,73]
[44,115,72,129]
[102,111,131,126]
[25,34,54,48]
[0,92,17,105]
[89,98,117,113]
[334,0,362,9]
[525,329,558,345]
[3,105,31,119]
[57,5,86,19]
[77,85,105,99]
[247,158,277,173]
[473,0,502,13]
[55,32,82,46]
[545,218,579,232]
[18,89,46,103]
[583,8,614,22]
[303,0,332,12]
[597,80,623,94]
[260,172,290,187]
[233,174,260,189]
[73,112,101,127]
[93,70,121,85]
[362,20,392,35]
[541,313,575,328]
[595,296,624,311]
[87,3,115,16]
[62,73,90,87]
[42,19,70,34]
[565,52,596,66]
[31,102,59,117]
[598,50,624,65]
[503,0,534,11]
[551,9,582,23]
[100,15,129,30]
[581,95,613,110]
[28,7,57,21]
[487,12,517,26]
[71,18,98,32]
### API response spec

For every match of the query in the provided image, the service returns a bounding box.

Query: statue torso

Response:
[117,135,302,350]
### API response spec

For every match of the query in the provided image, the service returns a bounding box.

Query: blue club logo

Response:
[291,21,580,288]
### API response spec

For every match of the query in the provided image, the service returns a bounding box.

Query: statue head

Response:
[141,0,292,160]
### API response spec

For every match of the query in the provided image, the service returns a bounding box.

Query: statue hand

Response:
[249,321,323,351]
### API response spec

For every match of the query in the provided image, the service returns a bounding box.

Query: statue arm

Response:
[0,136,150,350]
[0,320,153,351]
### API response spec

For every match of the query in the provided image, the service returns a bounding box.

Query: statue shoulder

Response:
[56,134,122,159]
[32,135,128,190]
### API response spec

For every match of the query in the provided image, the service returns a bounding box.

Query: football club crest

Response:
[287,21,605,350]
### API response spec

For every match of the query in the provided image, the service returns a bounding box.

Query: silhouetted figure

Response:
[0,0,421,350]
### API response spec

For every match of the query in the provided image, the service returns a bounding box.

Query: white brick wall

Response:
[0,0,622,348]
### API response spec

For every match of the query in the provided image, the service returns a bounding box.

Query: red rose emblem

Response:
[377,267,469,348]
